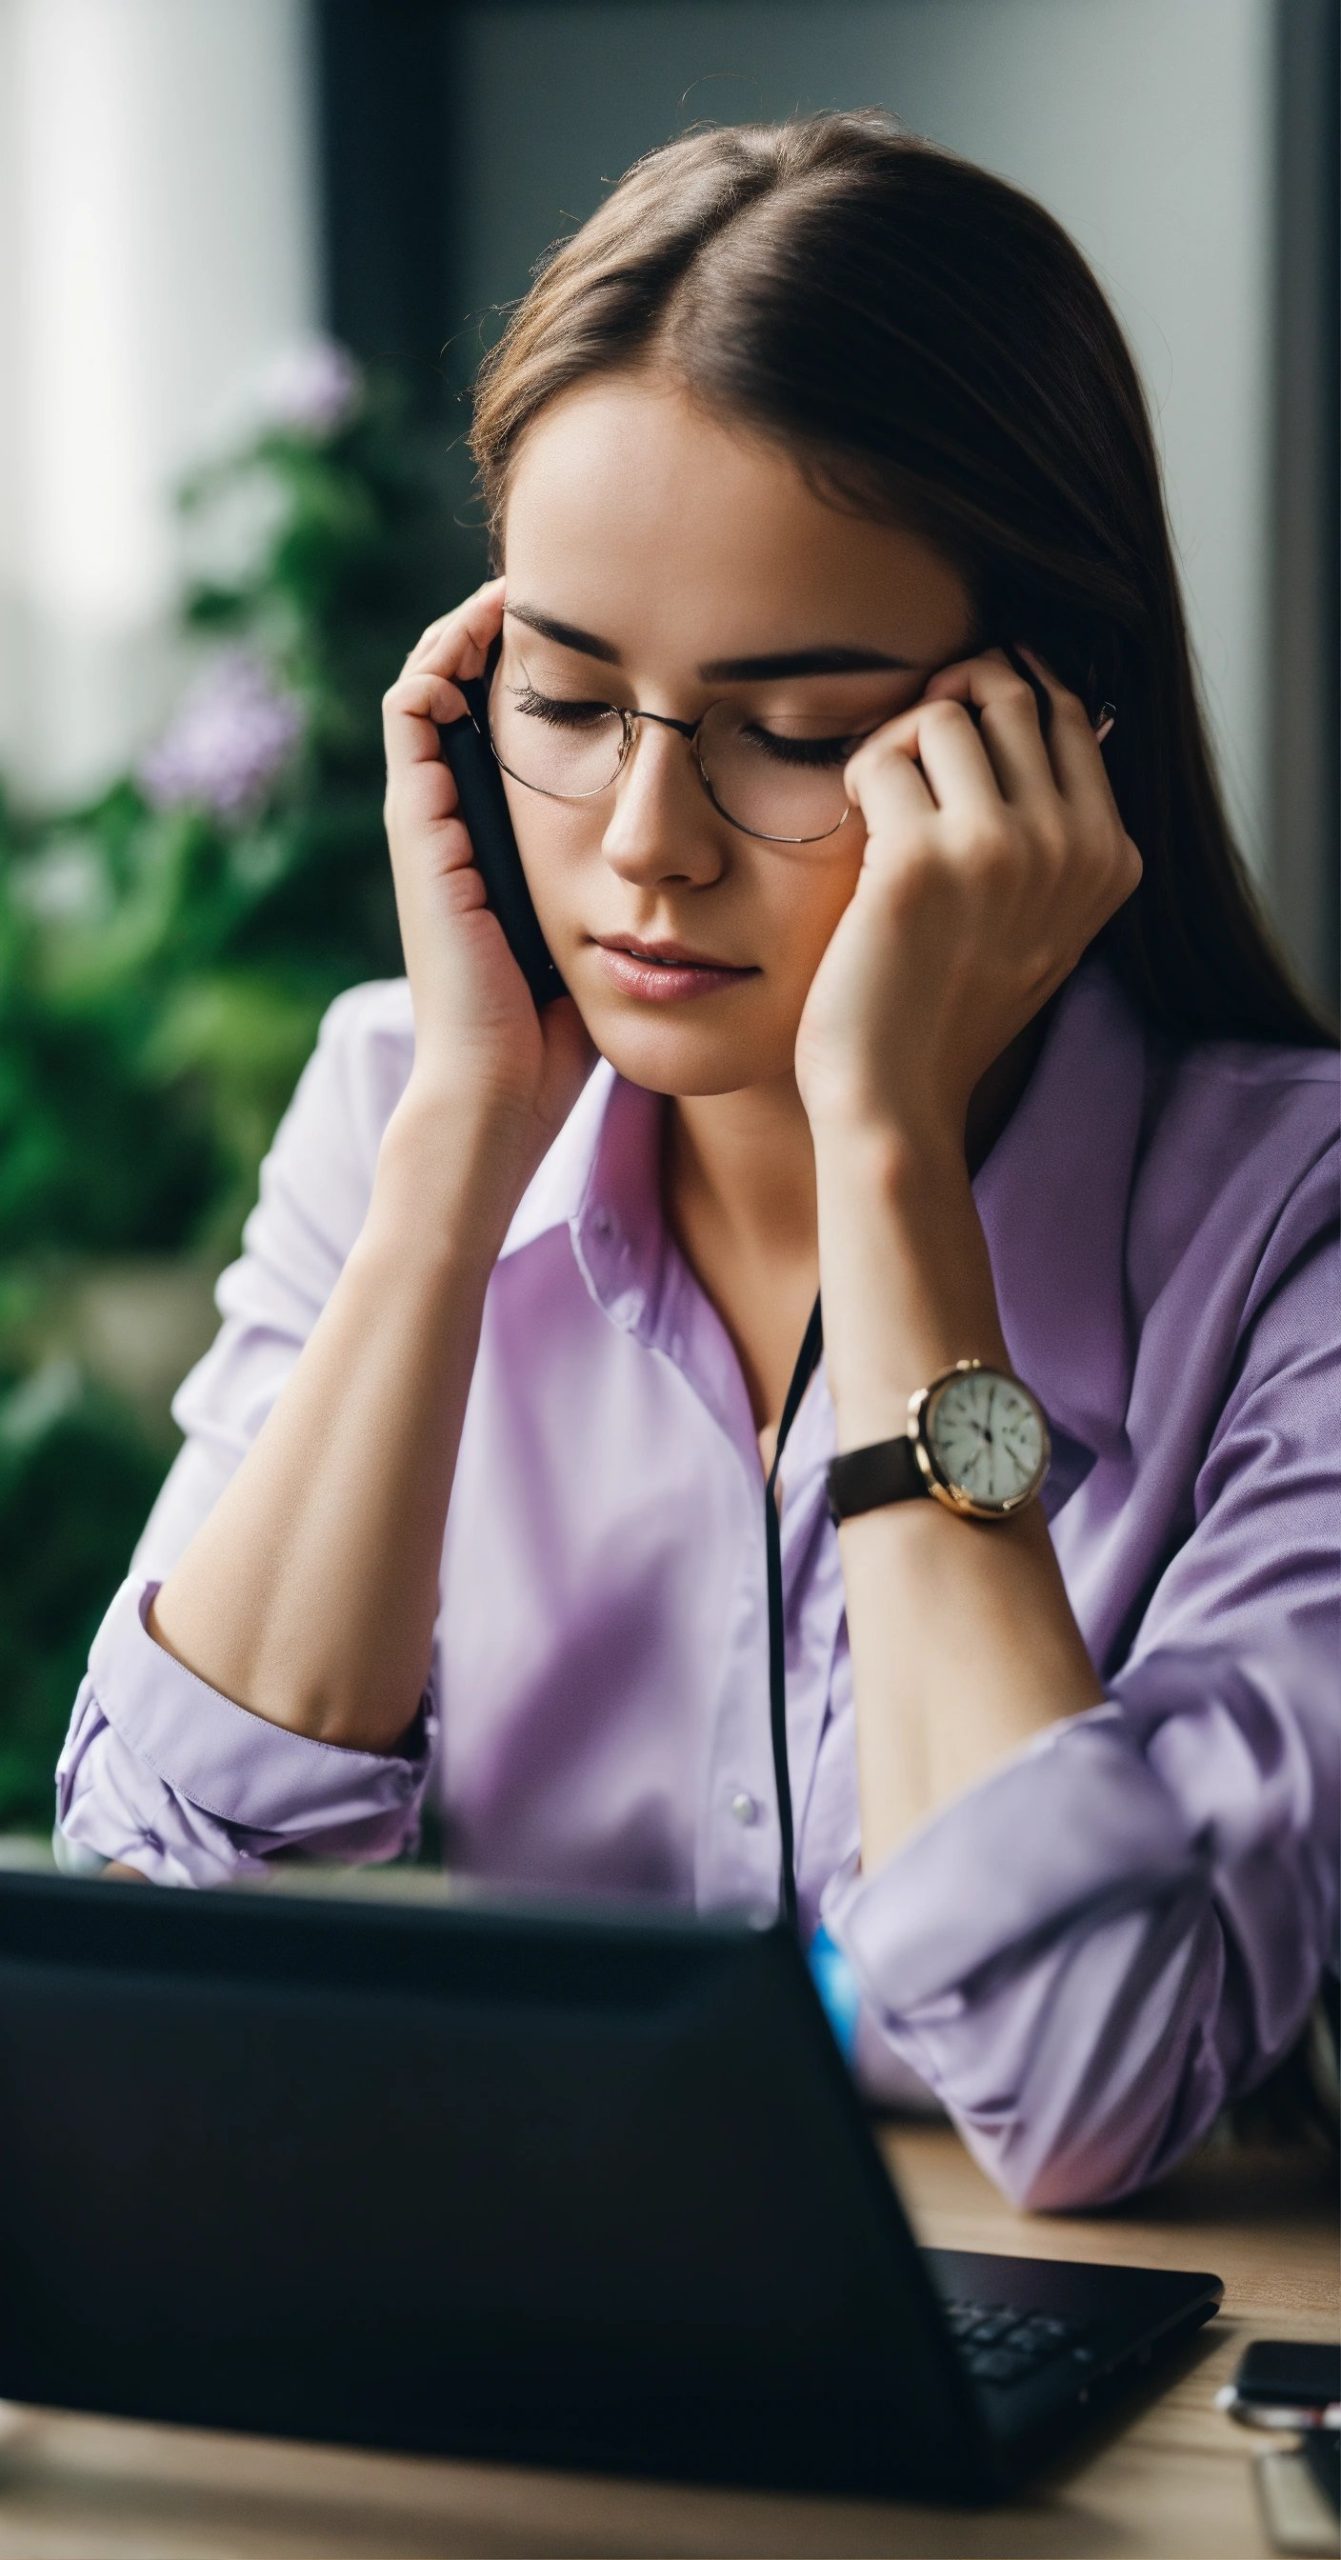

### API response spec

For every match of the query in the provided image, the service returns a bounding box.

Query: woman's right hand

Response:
[380,573,599,1178]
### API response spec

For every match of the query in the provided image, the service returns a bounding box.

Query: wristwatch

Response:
[825,1358,1051,1525]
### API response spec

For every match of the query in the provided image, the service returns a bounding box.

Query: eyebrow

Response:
[503,602,925,680]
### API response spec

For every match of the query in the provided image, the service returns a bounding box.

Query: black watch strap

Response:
[826,1431,926,1524]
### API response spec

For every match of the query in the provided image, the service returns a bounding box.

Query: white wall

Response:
[0,0,321,810]
[452,0,1277,885]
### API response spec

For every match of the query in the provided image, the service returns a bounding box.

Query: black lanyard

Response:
[762,1287,825,1938]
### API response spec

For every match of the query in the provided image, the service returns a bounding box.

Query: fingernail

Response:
[1095,716,1116,744]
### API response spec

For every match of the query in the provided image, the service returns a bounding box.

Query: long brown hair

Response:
[465,106,1337,1051]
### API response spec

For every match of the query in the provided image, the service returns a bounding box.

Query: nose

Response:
[597,714,729,886]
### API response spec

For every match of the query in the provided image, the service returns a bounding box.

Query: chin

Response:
[596,1021,785,1100]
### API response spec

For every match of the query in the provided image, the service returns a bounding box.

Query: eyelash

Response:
[507,683,860,770]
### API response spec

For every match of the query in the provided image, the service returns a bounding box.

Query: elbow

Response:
[986,2117,1200,2216]
[991,2073,1225,2215]
[960,2044,1227,2217]
[886,1899,1231,2217]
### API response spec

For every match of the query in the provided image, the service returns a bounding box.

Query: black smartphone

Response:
[1216,2339,1341,2432]
[435,628,568,1010]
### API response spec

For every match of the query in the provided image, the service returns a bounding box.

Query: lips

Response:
[595,944,758,1002]
[596,937,750,970]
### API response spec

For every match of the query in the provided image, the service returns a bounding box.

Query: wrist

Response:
[810,1109,965,1196]
[372,1084,535,1270]
[814,1116,1005,1420]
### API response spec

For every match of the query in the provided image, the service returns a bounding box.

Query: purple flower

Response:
[136,649,306,821]
[255,336,364,438]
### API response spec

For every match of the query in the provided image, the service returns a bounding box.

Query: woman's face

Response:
[497,372,977,1098]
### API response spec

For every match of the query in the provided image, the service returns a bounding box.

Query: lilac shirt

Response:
[54,946,1340,2209]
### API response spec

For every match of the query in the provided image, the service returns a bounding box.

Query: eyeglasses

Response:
[485,653,890,845]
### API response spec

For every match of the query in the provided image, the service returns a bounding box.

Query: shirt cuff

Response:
[62,1571,437,1852]
[817,1700,1197,2022]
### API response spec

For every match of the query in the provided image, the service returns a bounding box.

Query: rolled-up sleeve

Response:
[52,980,439,1887]
[820,1136,1340,2211]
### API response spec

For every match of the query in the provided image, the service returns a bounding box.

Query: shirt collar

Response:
[494,944,1149,1484]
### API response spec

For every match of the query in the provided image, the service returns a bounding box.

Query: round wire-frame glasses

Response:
[485,675,892,846]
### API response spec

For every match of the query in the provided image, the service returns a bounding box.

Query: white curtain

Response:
[0,0,320,813]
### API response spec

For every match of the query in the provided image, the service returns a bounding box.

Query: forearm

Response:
[146,1087,525,1755]
[813,1121,1106,1873]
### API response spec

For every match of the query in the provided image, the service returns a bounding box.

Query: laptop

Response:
[0,1867,1222,2504]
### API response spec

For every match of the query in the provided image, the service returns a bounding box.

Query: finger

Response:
[1014,644,1125,823]
[401,586,506,690]
[381,672,496,873]
[384,580,507,802]
[401,575,506,676]
[858,695,1015,830]
[918,650,1056,804]
[382,667,476,788]
[842,726,937,837]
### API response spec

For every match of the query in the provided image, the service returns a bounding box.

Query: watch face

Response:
[925,1367,1047,1510]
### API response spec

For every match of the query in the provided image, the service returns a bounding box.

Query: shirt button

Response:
[612,1289,644,1327]
[729,1789,759,1827]
[591,1208,614,1241]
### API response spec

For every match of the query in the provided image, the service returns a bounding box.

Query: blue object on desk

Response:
[808,1920,860,2061]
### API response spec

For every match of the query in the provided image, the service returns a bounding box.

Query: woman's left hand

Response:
[793,643,1143,1148]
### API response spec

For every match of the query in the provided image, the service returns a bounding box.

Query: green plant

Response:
[0,1355,169,1834]
[0,338,478,1829]
[3,343,478,1266]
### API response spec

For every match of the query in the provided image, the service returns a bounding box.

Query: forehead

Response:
[501,374,970,662]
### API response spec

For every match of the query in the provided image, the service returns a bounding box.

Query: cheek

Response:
[741,859,861,1011]
[501,783,584,909]
[795,851,866,963]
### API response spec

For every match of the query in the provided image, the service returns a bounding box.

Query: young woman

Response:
[56,110,1338,2211]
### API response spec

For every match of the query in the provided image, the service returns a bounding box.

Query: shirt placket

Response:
[686,1331,844,1921]
[576,1182,845,1924]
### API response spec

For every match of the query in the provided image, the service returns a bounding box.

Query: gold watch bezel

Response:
[908,1359,1052,1521]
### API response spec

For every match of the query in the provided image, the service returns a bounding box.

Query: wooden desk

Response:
[0,2125,1332,2558]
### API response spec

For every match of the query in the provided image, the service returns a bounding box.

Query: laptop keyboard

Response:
[941,2295,1098,2389]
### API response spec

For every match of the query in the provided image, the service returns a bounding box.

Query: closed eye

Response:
[511,684,865,768]
[508,683,616,729]
[740,723,863,769]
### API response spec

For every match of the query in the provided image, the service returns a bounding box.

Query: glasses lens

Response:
[488,663,855,839]
[697,699,854,840]
[489,668,626,797]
